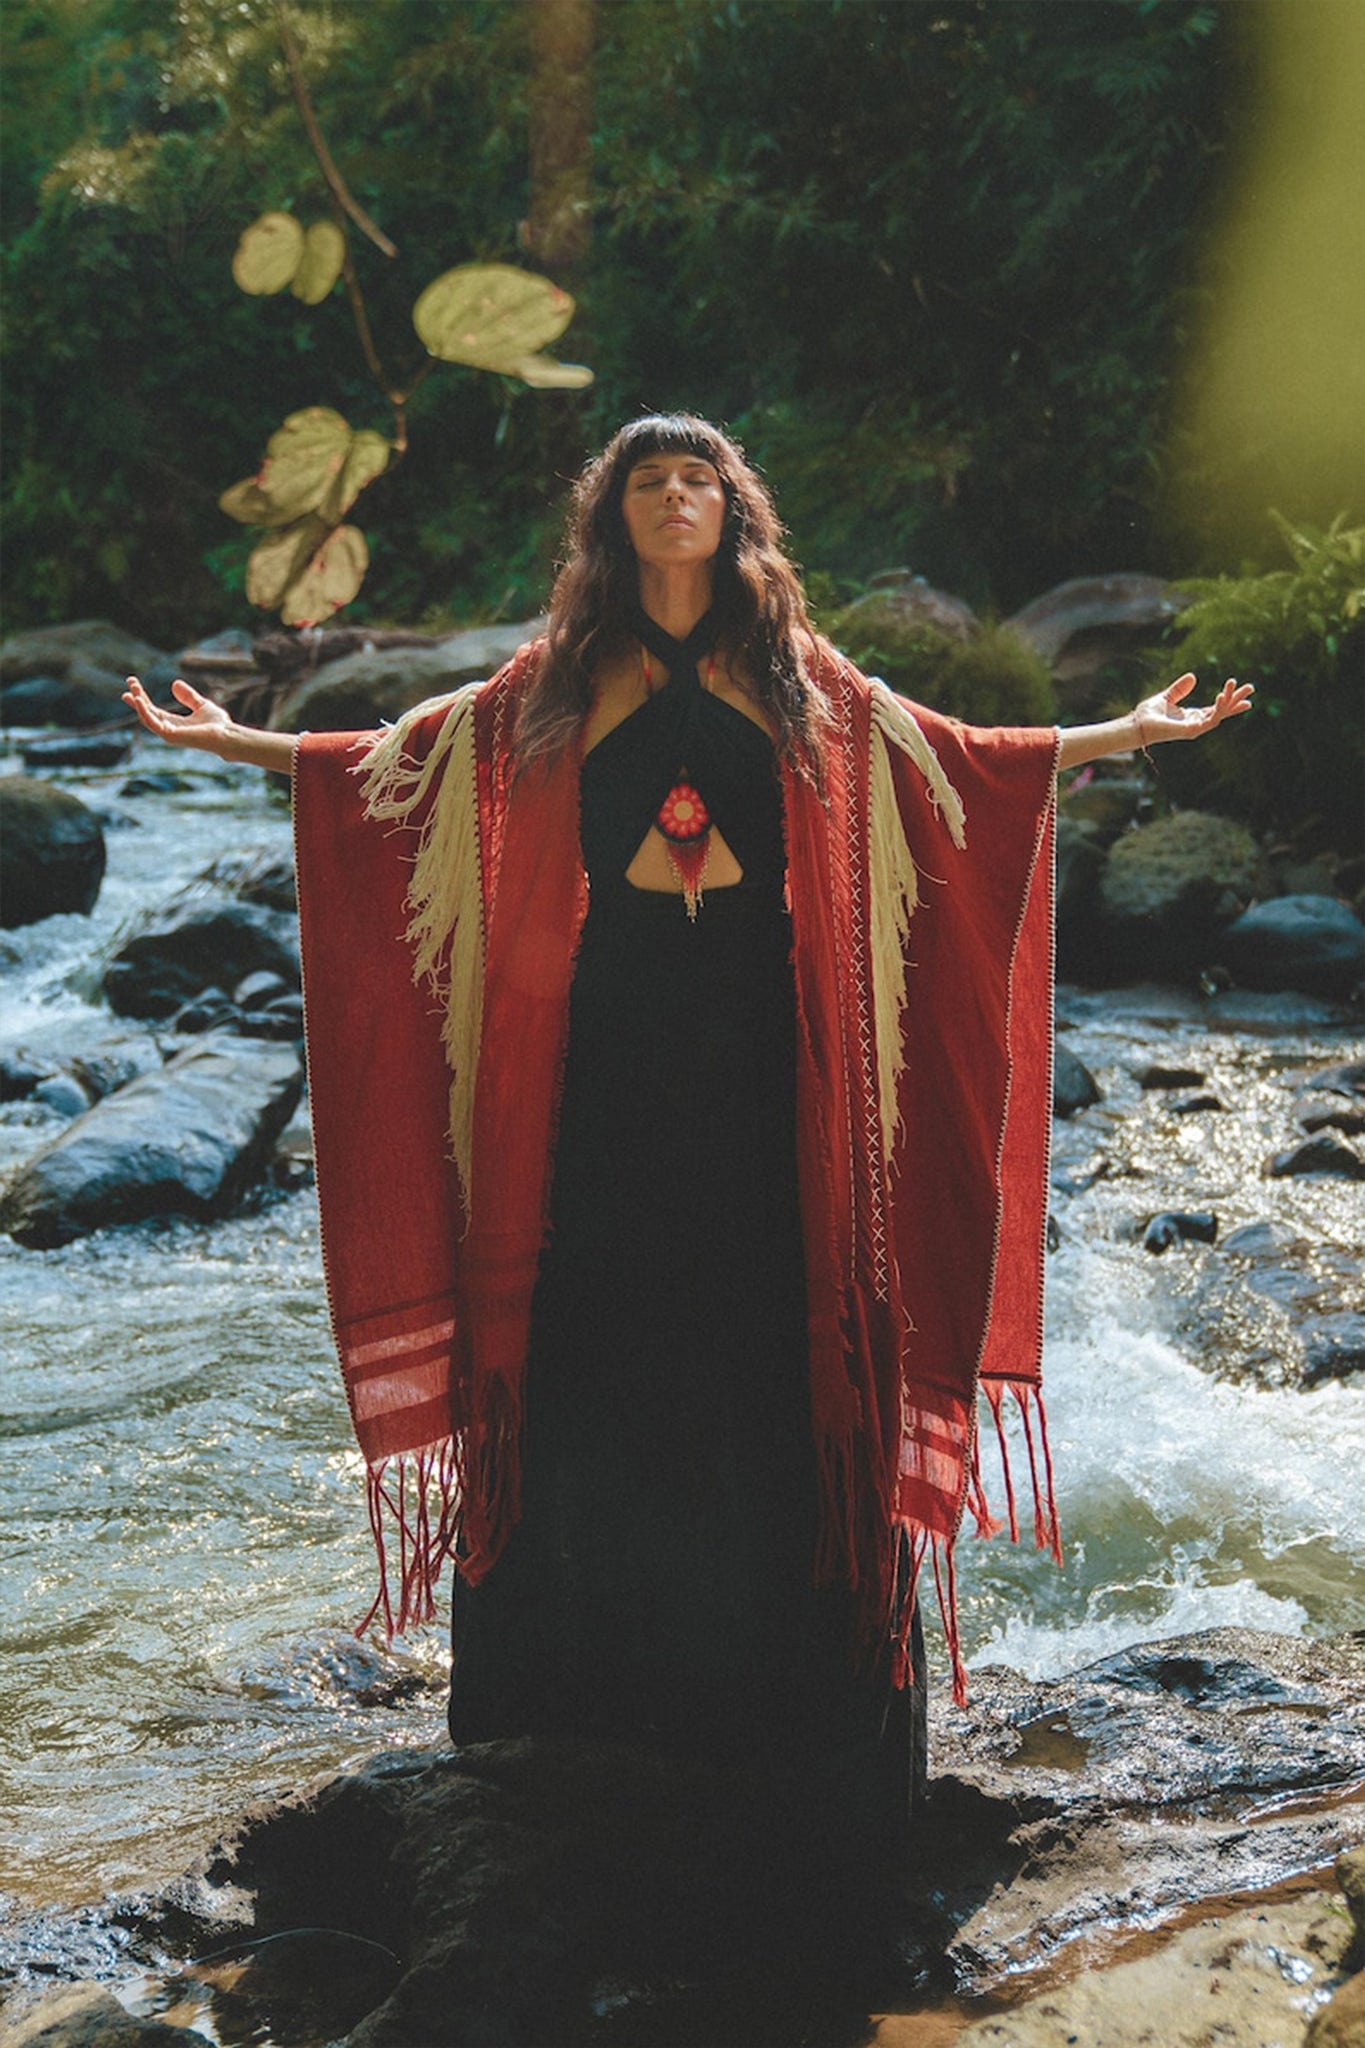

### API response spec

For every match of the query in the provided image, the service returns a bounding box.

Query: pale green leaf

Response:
[245,516,329,609]
[232,211,305,296]
[290,219,346,305]
[321,428,390,523]
[412,262,574,372]
[254,407,354,521]
[219,476,293,528]
[280,524,369,627]
[510,353,594,390]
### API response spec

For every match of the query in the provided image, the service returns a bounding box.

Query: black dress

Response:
[448,652,922,1839]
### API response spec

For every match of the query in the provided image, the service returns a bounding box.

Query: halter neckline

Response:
[631,604,719,691]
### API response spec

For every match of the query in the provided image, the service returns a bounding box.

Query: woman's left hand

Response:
[1134,673,1255,745]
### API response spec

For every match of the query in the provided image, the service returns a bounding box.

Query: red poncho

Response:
[294,642,1060,1701]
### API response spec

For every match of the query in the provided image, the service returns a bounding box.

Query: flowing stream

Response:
[3,740,1363,1926]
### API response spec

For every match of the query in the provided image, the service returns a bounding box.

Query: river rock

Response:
[0,1038,303,1248]
[1268,1132,1365,1180]
[1052,1042,1099,1118]
[19,734,133,772]
[0,1984,214,2046]
[272,617,547,733]
[1306,1970,1365,2048]
[1217,893,1365,999]
[207,1739,892,2048]
[103,905,298,1021]
[1141,1210,1217,1253]
[955,1887,1354,2048]
[32,1075,92,1119]
[1097,810,1269,982]
[834,574,981,648]
[0,777,106,927]
[1175,1225,1364,1390]
[1058,773,1146,842]
[1137,1062,1207,1088]
[152,1628,1361,2046]
[1297,1092,1365,1136]
[1005,573,1183,683]
[67,1038,164,1102]
[1054,817,1106,977]
[192,850,296,914]
[1,673,125,729]
[0,619,178,697]
[0,1049,58,1100]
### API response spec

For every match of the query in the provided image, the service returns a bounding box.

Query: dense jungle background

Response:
[0,0,1353,620]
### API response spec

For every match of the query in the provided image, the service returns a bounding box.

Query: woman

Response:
[125,413,1250,1848]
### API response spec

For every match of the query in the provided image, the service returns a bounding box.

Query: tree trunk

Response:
[523,0,594,274]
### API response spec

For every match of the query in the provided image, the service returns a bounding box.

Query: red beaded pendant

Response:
[655,780,712,920]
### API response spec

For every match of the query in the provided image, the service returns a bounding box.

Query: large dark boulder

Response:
[19,734,133,771]
[1097,809,1269,981]
[0,776,106,927]
[172,1629,1364,2047]
[0,673,125,728]
[0,1038,303,1248]
[0,620,178,725]
[273,618,546,733]
[1006,572,1183,688]
[103,903,299,1020]
[1217,893,1365,998]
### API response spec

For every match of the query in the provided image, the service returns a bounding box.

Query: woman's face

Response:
[620,451,727,571]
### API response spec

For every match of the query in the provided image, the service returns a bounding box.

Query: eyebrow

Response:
[630,457,717,475]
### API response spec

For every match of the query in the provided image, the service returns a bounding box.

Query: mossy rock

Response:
[1099,810,1271,982]
[830,590,1055,727]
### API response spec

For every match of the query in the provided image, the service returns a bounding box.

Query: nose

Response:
[662,468,687,502]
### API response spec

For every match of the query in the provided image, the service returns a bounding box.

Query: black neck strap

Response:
[632,604,718,693]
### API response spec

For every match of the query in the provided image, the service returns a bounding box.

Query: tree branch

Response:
[273,0,398,259]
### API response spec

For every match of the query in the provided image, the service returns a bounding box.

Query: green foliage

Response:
[831,608,1057,728]
[1148,515,1365,848]
[0,0,1263,649]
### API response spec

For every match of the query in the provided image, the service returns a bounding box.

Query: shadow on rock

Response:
[205,1737,926,2047]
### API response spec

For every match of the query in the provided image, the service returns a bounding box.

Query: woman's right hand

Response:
[122,678,299,775]
[123,676,236,756]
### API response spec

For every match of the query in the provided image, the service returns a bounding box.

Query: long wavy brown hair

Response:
[513,414,830,768]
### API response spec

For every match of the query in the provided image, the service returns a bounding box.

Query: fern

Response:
[1148,516,1365,850]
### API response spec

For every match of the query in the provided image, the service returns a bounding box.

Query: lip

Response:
[659,515,694,530]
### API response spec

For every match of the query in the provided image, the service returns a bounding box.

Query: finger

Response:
[1165,673,1197,704]
[171,678,203,707]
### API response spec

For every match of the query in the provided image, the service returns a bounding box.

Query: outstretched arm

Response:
[1057,673,1253,773]
[122,677,299,777]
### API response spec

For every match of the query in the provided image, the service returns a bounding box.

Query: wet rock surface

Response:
[17,735,134,772]
[0,1037,303,1247]
[103,903,299,1021]
[954,1884,1354,2048]
[0,1983,214,2045]
[5,1630,1359,2047]
[0,777,107,928]
[1051,1041,1099,1119]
